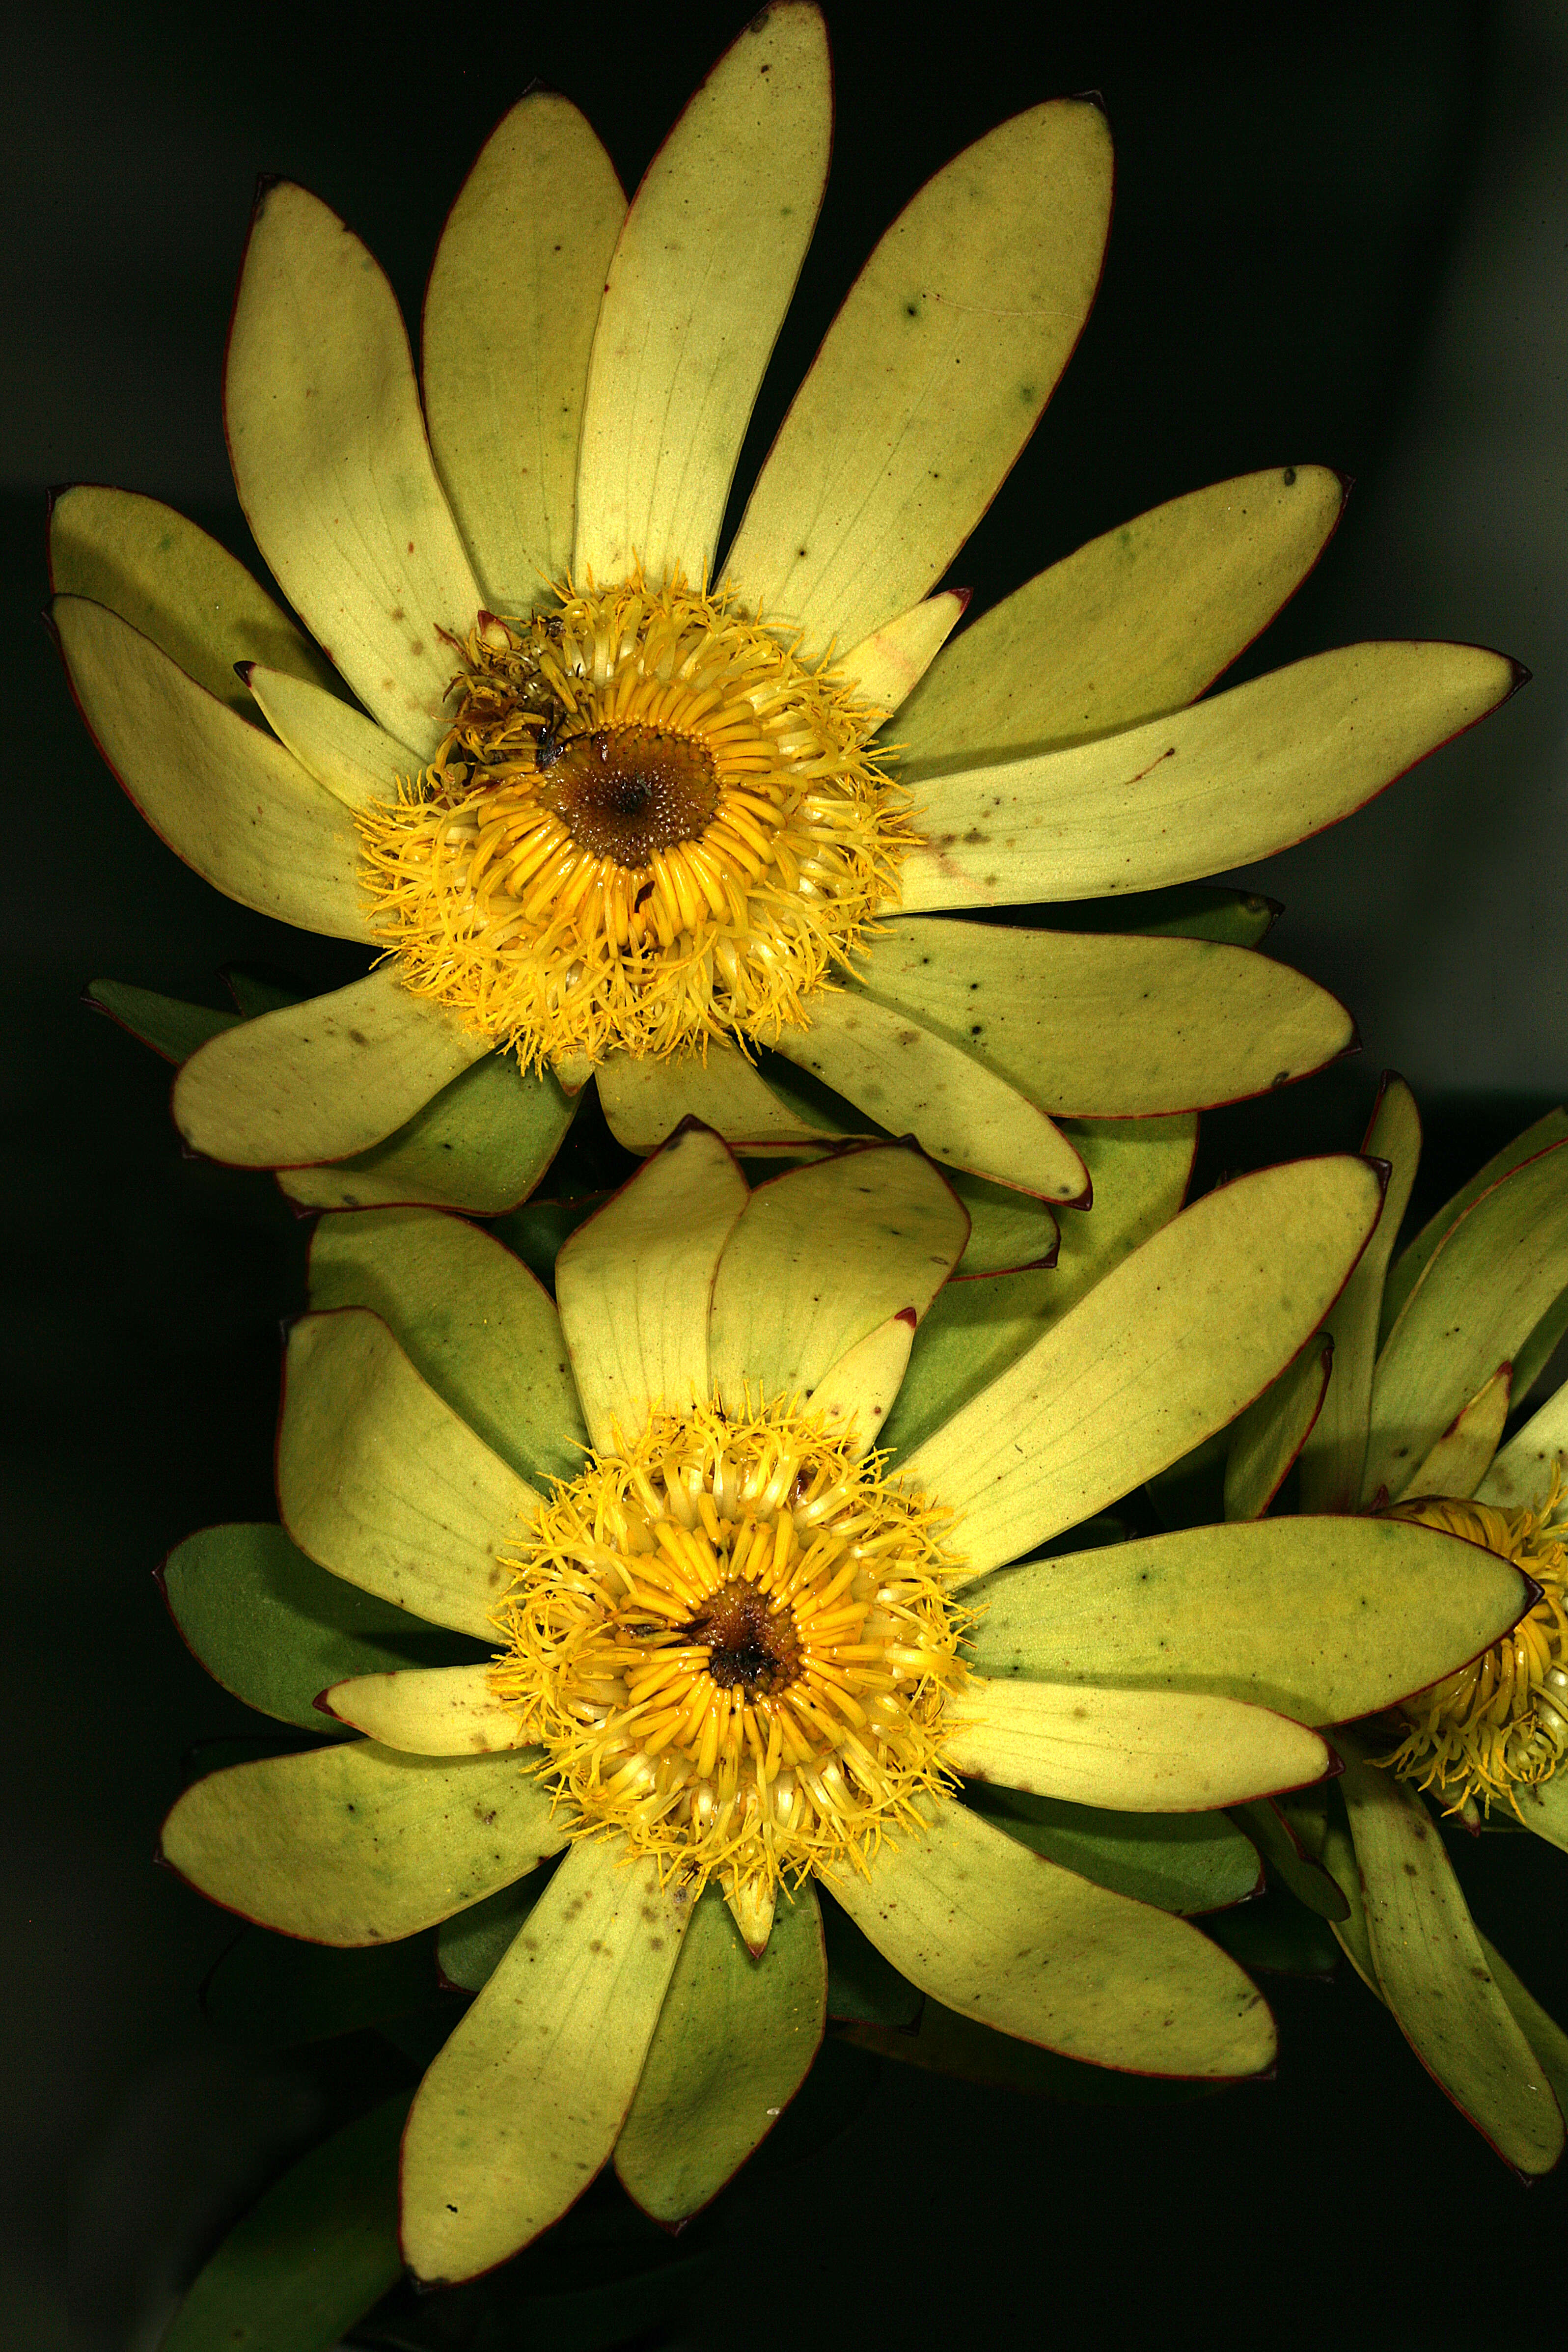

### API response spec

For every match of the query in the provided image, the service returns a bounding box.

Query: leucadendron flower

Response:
[158,1127,1531,2280]
[55,6,1515,1218]
[1238,1079,1568,2173]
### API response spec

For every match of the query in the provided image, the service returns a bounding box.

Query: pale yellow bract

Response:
[54,3,1516,1215]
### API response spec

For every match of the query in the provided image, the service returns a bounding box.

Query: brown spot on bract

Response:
[962,828,987,845]
[897,1029,920,1047]
[649,1936,664,1951]
[347,1028,369,1046]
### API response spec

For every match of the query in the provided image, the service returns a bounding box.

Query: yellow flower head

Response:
[1382,1480,1568,1815]
[490,1392,965,1929]
[359,581,908,1068]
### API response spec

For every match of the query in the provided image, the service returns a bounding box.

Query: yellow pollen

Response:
[355,575,912,1071]
[1381,1475,1568,1816]
[488,1394,967,1923]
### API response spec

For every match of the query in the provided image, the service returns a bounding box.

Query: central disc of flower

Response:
[539,724,719,866]
[355,579,909,1070]
[684,1575,802,1696]
[1383,1486,1568,1814]
[489,1396,965,1920]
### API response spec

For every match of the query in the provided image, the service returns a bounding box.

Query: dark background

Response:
[10,0,1568,2343]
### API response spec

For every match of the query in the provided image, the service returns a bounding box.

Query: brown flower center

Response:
[539,724,720,868]
[683,1576,802,1697]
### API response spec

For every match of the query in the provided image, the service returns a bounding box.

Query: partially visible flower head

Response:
[490,1393,964,1924]
[1383,1480,1568,1815]
[358,578,906,1068]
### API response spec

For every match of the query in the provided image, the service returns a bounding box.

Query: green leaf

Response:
[1512,1280,1568,1414]
[946,1674,1328,1810]
[614,1883,826,2222]
[490,1195,606,1289]
[820,1890,923,2026]
[947,1171,1058,1275]
[424,91,624,602]
[1514,1774,1568,1856]
[173,968,488,1170]
[307,1207,587,1489]
[226,178,482,752]
[204,1925,440,2048]
[436,1864,558,1993]
[1230,1798,1349,1923]
[726,97,1113,662]
[1339,1734,1565,2172]
[1318,1788,1380,1996]
[86,978,236,1065]
[56,593,367,938]
[163,1523,488,1731]
[1299,1075,1421,1513]
[1024,883,1279,948]
[708,1143,967,1406]
[278,1309,539,1637]
[964,1787,1260,1915]
[900,641,1518,911]
[1479,1935,1568,2121]
[159,2092,410,2352]
[556,1125,748,1450]
[1223,1340,1331,1520]
[1367,1135,1568,1504]
[278,1051,578,1218]
[1380,1108,1568,1343]
[1201,1888,1339,1977]
[769,982,1088,1202]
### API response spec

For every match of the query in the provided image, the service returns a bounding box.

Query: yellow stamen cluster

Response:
[1383,1479,1568,1816]
[489,1395,966,1923]
[357,577,910,1071]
